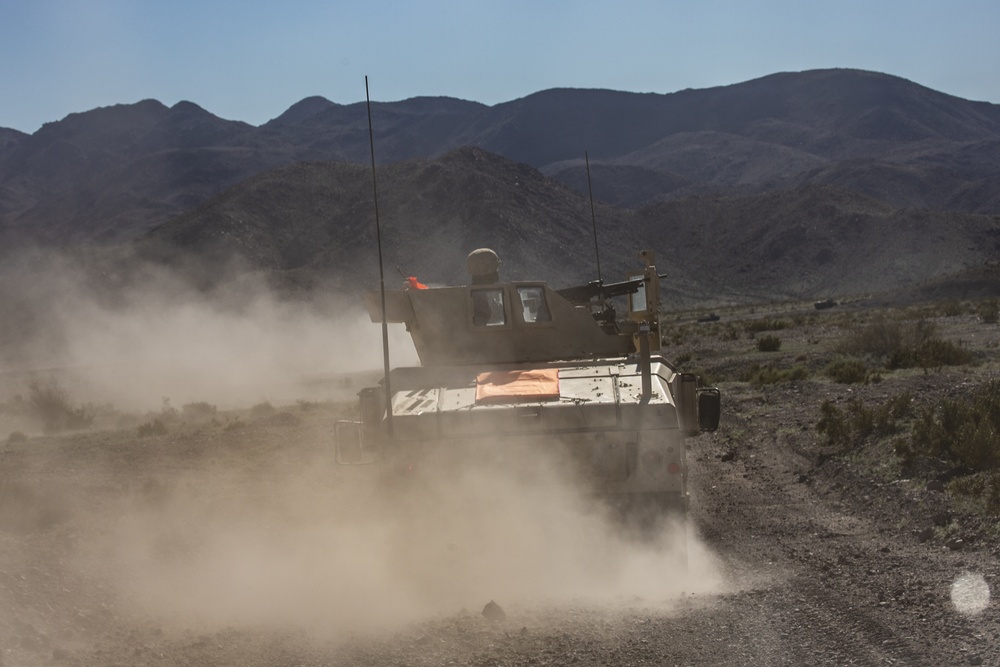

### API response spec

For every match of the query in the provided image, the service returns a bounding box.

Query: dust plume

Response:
[1,247,725,644]
[0,247,416,412]
[94,438,724,639]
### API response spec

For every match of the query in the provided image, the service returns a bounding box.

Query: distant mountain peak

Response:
[264,96,337,127]
[0,127,28,150]
[169,100,210,114]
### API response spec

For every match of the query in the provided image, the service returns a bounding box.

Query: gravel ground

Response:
[3,304,1000,666]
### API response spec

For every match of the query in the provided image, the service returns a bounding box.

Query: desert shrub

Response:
[916,338,974,368]
[182,402,217,420]
[756,335,782,352]
[887,337,974,370]
[744,318,789,334]
[940,300,964,317]
[837,315,912,358]
[136,419,168,438]
[837,316,973,370]
[816,393,913,452]
[816,400,852,450]
[742,364,809,387]
[910,380,1000,472]
[824,358,870,384]
[224,418,246,432]
[718,325,741,341]
[791,314,814,327]
[949,472,1000,515]
[250,401,276,419]
[6,431,27,444]
[26,381,93,434]
[691,367,718,386]
[977,299,999,324]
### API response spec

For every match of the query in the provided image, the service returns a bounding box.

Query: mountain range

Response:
[2,68,999,304]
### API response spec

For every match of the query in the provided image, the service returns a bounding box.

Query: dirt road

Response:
[5,302,1000,665]
[2,372,998,666]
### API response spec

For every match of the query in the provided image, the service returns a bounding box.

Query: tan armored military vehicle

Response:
[337,248,720,526]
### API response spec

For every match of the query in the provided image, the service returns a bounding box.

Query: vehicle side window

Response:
[517,286,551,323]
[472,289,506,326]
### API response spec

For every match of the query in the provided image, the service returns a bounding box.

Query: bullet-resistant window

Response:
[517,286,551,323]
[472,288,506,326]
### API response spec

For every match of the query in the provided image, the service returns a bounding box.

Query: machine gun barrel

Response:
[556,275,666,305]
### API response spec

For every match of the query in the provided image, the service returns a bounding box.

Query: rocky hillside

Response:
[136,148,634,294]
[2,68,1000,307]
[135,147,1000,304]
[2,68,999,247]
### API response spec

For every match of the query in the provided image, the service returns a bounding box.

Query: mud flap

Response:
[609,492,690,577]
[609,492,687,540]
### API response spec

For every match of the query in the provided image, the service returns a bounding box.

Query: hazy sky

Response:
[3,0,999,134]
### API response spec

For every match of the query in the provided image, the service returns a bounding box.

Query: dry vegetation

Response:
[665,295,1000,530]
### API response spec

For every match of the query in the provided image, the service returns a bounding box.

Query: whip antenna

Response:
[585,151,604,291]
[366,76,393,438]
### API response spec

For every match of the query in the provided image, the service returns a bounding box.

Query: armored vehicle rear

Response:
[337,249,720,526]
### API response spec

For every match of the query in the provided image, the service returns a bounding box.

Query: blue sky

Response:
[2,0,999,134]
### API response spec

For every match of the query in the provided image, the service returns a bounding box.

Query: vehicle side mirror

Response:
[697,387,721,432]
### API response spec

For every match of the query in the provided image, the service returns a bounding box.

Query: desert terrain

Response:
[3,294,1000,666]
[4,65,1000,667]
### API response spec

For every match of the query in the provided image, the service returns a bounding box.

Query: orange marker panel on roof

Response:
[475,368,560,404]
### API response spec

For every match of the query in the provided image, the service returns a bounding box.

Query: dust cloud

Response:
[0,247,416,412]
[98,443,725,639]
[1,247,725,644]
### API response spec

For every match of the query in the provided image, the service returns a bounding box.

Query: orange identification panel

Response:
[475,368,561,404]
